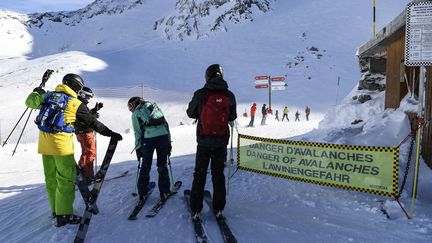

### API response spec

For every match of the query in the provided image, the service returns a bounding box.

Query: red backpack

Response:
[199,90,229,137]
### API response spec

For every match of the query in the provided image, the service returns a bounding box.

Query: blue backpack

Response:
[35,92,74,133]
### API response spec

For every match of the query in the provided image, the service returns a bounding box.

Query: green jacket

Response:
[131,102,170,149]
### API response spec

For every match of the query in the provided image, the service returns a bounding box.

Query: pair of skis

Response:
[74,138,119,243]
[184,190,237,243]
[128,180,182,220]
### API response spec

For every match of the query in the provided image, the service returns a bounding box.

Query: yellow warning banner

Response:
[237,134,399,198]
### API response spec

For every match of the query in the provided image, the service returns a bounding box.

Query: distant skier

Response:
[275,110,279,121]
[25,72,122,227]
[186,64,237,221]
[247,103,257,127]
[295,110,300,121]
[282,106,289,121]
[305,106,311,121]
[128,96,172,202]
[267,107,273,115]
[260,104,267,125]
[74,86,122,185]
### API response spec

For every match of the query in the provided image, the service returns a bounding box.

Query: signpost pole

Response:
[373,0,376,36]
[336,76,340,105]
[410,66,426,218]
[268,76,272,110]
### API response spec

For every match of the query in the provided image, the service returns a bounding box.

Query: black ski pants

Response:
[137,134,171,199]
[190,145,227,213]
[248,115,255,127]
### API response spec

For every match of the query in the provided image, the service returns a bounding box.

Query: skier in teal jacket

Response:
[128,97,172,202]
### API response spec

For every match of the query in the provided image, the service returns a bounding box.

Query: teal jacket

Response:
[131,102,170,149]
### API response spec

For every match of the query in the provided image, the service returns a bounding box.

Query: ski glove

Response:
[94,102,103,111]
[110,131,123,141]
[33,87,45,94]
[136,149,143,161]
[42,69,54,83]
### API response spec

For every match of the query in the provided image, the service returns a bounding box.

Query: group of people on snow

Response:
[26,72,123,226]
[246,103,311,127]
[25,64,237,227]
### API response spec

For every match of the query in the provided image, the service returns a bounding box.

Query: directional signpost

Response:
[271,77,285,82]
[255,84,269,89]
[254,75,287,110]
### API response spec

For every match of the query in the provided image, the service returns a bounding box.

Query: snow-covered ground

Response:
[1,0,431,243]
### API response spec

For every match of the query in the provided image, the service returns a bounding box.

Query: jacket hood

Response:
[55,84,78,98]
[204,76,228,90]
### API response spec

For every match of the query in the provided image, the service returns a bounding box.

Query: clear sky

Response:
[0,0,93,13]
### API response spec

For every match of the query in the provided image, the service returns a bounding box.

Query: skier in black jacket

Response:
[75,86,122,183]
[260,104,267,125]
[186,64,237,220]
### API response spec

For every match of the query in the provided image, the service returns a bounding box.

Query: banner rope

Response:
[391,117,425,219]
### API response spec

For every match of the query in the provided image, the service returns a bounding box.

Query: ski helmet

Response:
[62,73,84,93]
[205,64,223,82]
[79,86,94,99]
[128,96,144,112]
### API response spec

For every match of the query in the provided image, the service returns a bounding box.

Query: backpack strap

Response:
[144,101,167,127]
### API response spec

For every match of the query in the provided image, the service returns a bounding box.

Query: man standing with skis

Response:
[260,103,267,125]
[305,105,311,121]
[25,72,122,227]
[128,97,172,203]
[282,106,289,121]
[74,86,121,184]
[247,103,257,127]
[295,110,301,121]
[186,64,237,220]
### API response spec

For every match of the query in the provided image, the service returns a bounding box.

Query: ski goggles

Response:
[79,90,94,99]
[128,103,135,112]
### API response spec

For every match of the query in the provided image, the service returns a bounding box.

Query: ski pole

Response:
[132,157,141,197]
[167,155,175,187]
[12,109,34,156]
[227,122,234,196]
[94,131,98,173]
[2,107,29,147]
[3,69,54,153]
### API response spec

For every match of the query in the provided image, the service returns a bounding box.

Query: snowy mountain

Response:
[27,0,146,27]
[1,0,431,242]
[154,0,272,40]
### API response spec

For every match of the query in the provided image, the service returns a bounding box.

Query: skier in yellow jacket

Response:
[25,72,122,227]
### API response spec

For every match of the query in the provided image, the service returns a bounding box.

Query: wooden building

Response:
[357,0,432,168]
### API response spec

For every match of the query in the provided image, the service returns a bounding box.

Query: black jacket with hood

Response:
[74,96,114,136]
[187,76,237,147]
